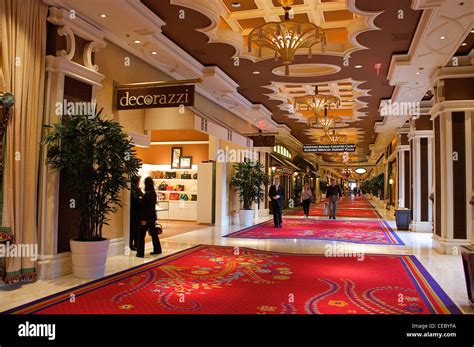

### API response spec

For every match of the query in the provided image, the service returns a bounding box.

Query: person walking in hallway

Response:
[269,176,285,228]
[326,179,342,219]
[136,177,162,258]
[301,182,312,218]
[129,176,143,251]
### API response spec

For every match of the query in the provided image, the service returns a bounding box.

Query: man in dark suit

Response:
[269,176,285,228]
[326,179,342,219]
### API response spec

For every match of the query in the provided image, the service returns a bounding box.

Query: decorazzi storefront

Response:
[5,5,275,281]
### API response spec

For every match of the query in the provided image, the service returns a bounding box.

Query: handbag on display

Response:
[166,185,174,191]
[181,171,192,179]
[174,184,185,191]
[165,171,177,179]
[169,193,180,200]
[153,171,163,179]
[193,173,198,179]
[158,181,168,191]
[191,194,197,201]
[157,192,166,201]
[180,194,189,201]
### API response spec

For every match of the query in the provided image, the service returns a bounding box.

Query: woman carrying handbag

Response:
[301,182,312,218]
[136,176,162,258]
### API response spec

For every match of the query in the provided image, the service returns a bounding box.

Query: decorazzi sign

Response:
[115,85,195,110]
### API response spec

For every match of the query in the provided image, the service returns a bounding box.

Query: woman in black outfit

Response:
[129,176,143,251]
[136,176,162,258]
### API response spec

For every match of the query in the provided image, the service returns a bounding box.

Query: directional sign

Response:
[303,144,356,153]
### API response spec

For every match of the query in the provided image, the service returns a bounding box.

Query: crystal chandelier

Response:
[321,130,347,144]
[248,0,326,76]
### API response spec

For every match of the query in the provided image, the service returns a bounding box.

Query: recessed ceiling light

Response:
[151,51,158,55]
[416,71,420,75]
[134,40,141,44]
[471,29,474,33]
[440,36,446,40]
[252,71,260,75]
[232,2,241,8]
[462,42,467,46]
[354,65,363,69]
[100,13,107,18]
[355,168,367,174]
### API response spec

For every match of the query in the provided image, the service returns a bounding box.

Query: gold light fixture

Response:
[248,0,326,76]
[293,86,340,127]
[321,130,347,144]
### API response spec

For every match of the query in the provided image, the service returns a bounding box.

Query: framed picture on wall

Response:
[179,156,192,169]
[171,147,182,169]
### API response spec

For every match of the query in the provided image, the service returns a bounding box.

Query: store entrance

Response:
[132,129,210,244]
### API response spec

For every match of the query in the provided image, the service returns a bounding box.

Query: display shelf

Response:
[157,200,197,203]
[153,178,197,181]
[157,190,197,194]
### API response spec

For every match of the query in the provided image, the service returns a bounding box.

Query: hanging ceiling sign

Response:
[303,144,356,153]
[246,135,276,147]
[115,84,195,110]
[274,166,294,175]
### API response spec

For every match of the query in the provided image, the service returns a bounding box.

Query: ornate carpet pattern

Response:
[3,245,460,314]
[287,207,381,218]
[226,219,404,245]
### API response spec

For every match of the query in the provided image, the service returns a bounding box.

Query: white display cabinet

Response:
[140,164,198,221]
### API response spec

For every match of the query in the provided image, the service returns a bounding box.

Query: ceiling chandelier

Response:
[321,130,347,144]
[313,113,345,133]
[293,86,340,127]
[248,0,327,76]
[341,167,353,176]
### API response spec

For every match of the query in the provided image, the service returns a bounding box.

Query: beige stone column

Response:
[431,67,474,254]
[37,7,106,279]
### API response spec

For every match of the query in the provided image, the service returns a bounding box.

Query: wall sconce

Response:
[271,166,276,172]
[389,178,394,185]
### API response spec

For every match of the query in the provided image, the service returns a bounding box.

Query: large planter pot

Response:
[395,209,411,230]
[239,209,254,226]
[70,238,110,279]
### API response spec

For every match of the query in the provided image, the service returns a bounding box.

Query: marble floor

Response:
[0,203,472,314]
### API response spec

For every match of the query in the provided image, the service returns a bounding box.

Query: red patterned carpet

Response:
[5,245,460,314]
[226,219,404,245]
[337,201,374,208]
[287,207,380,218]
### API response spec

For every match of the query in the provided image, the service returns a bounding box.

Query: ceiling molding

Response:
[374,0,473,160]
[50,0,283,135]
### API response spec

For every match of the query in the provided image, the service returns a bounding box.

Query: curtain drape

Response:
[0,0,47,283]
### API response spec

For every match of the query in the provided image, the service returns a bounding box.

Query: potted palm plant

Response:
[42,110,141,278]
[230,161,270,226]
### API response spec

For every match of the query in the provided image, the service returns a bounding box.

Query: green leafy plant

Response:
[230,161,270,210]
[42,110,141,241]
[374,174,385,199]
[319,180,328,194]
[362,174,384,199]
